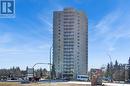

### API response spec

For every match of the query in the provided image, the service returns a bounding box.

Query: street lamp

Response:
[50,46,53,81]
[33,63,50,68]
[32,46,53,84]
[107,54,113,82]
[107,54,112,63]
[32,63,51,78]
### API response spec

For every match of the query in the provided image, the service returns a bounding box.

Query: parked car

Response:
[21,80,30,84]
[125,80,130,83]
[77,75,89,81]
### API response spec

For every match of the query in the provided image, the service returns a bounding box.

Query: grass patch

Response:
[22,83,89,86]
[0,82,89,86]
[0,82,19,86]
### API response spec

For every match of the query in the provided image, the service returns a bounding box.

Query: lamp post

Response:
[107,54,113,82]
[50,46,53,81]
[49,46,53,86]
[32,46,53,85]
[33,63,50,68]
[107,54,112,63]
[32,63,52,84]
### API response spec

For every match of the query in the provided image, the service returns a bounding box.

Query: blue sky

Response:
[0,0,130,70]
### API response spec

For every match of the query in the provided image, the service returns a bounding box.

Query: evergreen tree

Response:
[114,60,118,70]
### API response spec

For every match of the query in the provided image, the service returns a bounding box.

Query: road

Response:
[1,80,130,86]
[39,80,130,86]
[65,81,130,86]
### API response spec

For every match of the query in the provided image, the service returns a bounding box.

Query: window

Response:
[64,35,74,37]
[64,28,74,30]
[64,15,74,17]
[64,25,74,27]
[64,41,74,43]
[64,18,74,20]
[64,54,73,56]
[64,38,74,40]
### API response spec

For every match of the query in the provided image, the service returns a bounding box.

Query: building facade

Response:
[53,8,88,79]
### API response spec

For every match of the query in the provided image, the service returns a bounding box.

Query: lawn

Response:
[0,82,89,86]
[22,83,88,86]
[0,82,19,86]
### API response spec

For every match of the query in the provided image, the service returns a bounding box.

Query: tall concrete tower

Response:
[53,8,88,79]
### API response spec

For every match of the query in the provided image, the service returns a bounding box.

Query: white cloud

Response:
[37,2,64,33]
[91,8,130,53]
[0,33,12,44]
[95,11,121,34]
[39,15,52,29]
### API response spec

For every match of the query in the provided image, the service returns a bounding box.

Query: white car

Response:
[77,75,89,81]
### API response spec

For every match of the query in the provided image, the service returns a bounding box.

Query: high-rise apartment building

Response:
[53,8,88,79]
